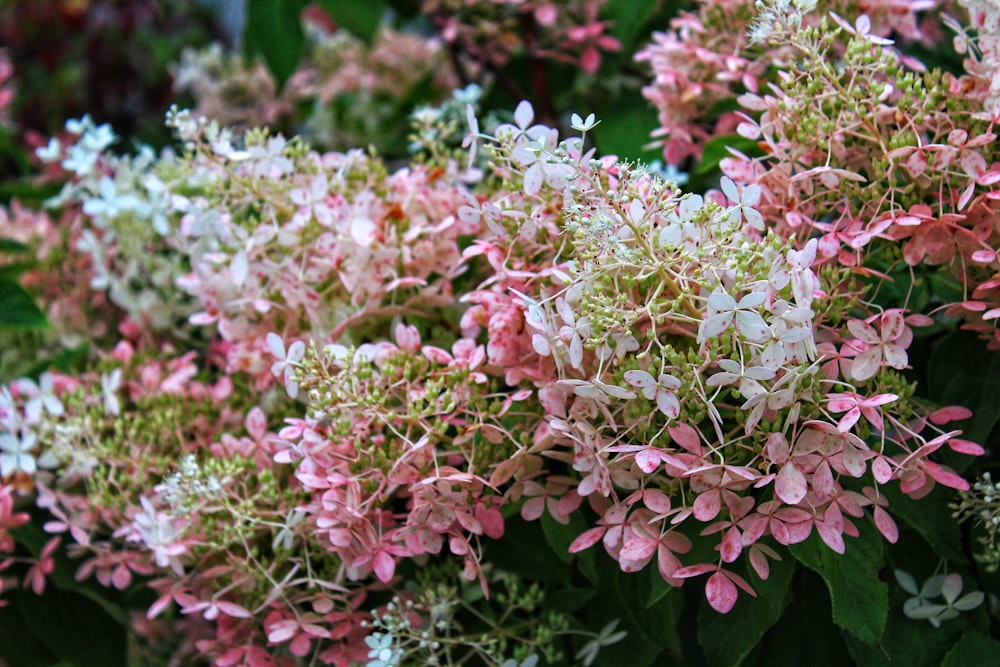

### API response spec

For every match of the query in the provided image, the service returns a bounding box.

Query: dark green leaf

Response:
[0,127,32,179]
[603,0,664,52]
[484,518,571,585]
[590,563,685,667]
[844,596,968,667]
[0,598,59,666]
[0,181,61,207]
[315,0,386,44]
[25,343,91,379]
[0,280,49,330]
[789,522,887,645]
[590,104,661,163]
[243,0,307,89]
[0,237,29,253]
[0,261,37,281]
[927,330,1000,445]
[547,587,597,613]
[746,569,853,667]
[881,485,967,565]
[541,511,583,564]
[692,134,763,177]
[697,557,796,667]
[705,96,744,118]
[11,587,127,667]
[941,630,1000,667]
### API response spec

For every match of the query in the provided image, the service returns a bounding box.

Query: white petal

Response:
[735,311,771,342]
[743,207,765,231]
[514,100,535,129]
[708,292,737,312]
[698,313,734,342]
[287,341,306,363]
[657,391,680,419]
[524,162,544,196]
[850,348,881,381]
[266,333,286,359]
[738,292,767,309]
[623,370,656,388]
[720,176,739,203]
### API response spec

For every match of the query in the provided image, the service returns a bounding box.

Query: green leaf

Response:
[0,180,61,207]
[24,343,91,379]
[692,134,763,177]
[0,260,38,281]
[541,510,583,564]
[603,0,663,51]
[0,280,49,330]
[844,599,968,667]
[941,630,1000,667]
[10,587,127,667]
[746,569,853,667]
[0,237,29,253]
[589,563,685,667]
[484,517,572,586]
[0,599,59,666]
[539,507,599,584]
[927,330,1000,444]
[243,0,307,89]
[547,587,597,613]
[315,0,386,44]
[789,523,887,645]
[589,104,661,163]
[697,557,796,667]
[881,485,967,565]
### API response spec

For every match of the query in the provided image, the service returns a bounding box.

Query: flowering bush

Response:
[174,21,459,154]
[1,1,1000,666]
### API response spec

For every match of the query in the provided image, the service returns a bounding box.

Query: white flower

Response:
[132,497,187,575]
[290,174,334,227]
[0,428,37,476]
[82,177,146,227]
[570,112,601,132]
[35,138,61,162]
[101,368,123,416]
[575,619,627,667]
[462,103,480,170]
[267,333,306,399]
[15,373,64,422]
[720,176,764,231]
[697,290,771,344]
[364,632,401,667]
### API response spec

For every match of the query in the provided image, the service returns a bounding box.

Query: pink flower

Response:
[825,392,899,433]
[673,562,757,613]
[623,369,682,418]
[844,310,912,381]
[24,537,59,595]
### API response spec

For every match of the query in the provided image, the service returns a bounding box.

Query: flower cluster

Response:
[952,471,1000,570]
[423,0,621,76]
[0,0,996,662]
[641,0,1000,347]
[174,22,459,154]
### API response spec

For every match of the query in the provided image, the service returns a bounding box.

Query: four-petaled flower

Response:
[267,333,306,399]
[624,369,682,418]
[0,428,37,477]
[720,176,764,230]
[845,311,912,381]
[698,291,771,344]
[826,391,898,433]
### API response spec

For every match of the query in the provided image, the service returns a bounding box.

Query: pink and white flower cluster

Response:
[0,1,994,661]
